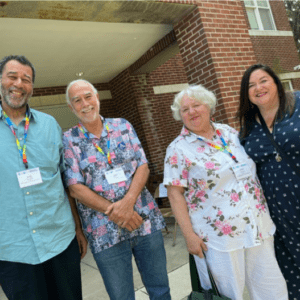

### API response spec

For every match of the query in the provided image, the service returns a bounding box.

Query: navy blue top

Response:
[242,92,300,299]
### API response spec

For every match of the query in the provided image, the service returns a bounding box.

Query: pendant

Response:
[275,153,282,162]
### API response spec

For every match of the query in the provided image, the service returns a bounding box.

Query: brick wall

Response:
[156,0,197,4]
[240,0,291,31]
[27,0,300,195]
[109,54,188,192]
[292,78,300,91]
[129,30,177,73]
[250,36,300,74]
[28,49,189,192]
[238,0,300,90]
[133,54,187,175]
[32,82,110,97]
[269,0,291,31]
[174,1,257,129]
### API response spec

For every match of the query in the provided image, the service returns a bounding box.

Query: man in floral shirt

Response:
[63,79,170,300]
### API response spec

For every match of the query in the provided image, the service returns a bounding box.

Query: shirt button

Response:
[19,137,23,141]
[33,230,36,233]
[30,212,33,215]
[26,192,30,195]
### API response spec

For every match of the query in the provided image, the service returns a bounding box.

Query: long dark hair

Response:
[238,64,295,139]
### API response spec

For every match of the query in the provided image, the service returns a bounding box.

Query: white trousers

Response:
[193,237,288,300]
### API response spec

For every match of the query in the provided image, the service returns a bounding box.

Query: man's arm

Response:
[105,163,148,228]
[68,183,112,213]
[65,188,88,259]
[68,183,142,231]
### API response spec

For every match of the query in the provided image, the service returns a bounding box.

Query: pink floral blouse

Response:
[163,123,276,252]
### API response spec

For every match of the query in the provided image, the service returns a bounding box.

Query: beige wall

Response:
[30,94,79,131]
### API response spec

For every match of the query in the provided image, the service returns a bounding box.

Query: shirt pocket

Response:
[114,136,135,164]
[79,157,106,174]
[78,157,108,188]
[34,144,61,175]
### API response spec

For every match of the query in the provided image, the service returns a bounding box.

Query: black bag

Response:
[188,254,231,300]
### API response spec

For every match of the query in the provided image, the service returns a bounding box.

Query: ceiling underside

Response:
[0,1,194,88]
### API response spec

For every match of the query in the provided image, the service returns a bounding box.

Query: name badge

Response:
[232,163,252,181]
[17,167,43,188]
[105,167,127,184]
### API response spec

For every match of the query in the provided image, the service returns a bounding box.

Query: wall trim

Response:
[279,72,300,80]
[248,30,293,37]
[30,90,112,107]
[153,83,189,95]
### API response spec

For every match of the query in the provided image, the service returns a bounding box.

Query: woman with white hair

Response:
[163,85,288,300]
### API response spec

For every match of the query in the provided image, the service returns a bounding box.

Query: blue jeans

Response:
[93,230,171,300]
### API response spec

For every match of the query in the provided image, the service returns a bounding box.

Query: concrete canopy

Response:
[0,1,194,88]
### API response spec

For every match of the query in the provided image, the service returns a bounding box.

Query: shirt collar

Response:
[78,115,107,138]
[180,122,221,144]
[0,102,35,123]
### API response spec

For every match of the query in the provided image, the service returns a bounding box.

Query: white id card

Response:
[17,167,43,188]
[232,163,252,181]
[105,167,127,184]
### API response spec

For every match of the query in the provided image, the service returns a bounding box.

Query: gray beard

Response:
[0,86,30,109]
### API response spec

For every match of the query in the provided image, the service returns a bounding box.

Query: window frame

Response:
[281,80,293,91]
[244,0,277,31]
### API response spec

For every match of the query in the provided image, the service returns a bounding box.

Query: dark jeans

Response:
[0,237,82,300]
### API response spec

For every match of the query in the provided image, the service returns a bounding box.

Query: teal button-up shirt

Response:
[0,104,75,264]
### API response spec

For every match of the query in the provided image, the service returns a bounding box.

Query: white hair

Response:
[66,79,98,104]
[171,85,217,121]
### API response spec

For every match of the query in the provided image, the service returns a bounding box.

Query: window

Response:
[282,80,293,91]
[244,0,276,30]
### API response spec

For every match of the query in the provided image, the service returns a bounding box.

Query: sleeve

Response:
[62,133,85,187]
[55,122,66,174]
[125,119,148,167]
[163,142,188,188]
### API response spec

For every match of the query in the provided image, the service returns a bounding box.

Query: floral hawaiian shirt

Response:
[163,123,275,252]
[63,117,165,254]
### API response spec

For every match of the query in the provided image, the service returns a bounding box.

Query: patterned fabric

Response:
[63,117,165,254]
[241,92,300,300]
[0,103,75,264]
[163,122,275,252]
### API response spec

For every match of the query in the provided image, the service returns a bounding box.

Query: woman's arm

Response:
[167,185,207,258]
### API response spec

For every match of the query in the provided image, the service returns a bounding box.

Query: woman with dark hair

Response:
[239,63,300,300]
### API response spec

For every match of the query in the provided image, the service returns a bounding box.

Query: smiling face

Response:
[68,81,100,124]
[248,69,279,110]
[180,94,211,135]
[0,60,33,111]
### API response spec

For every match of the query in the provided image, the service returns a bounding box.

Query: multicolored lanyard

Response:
[3,110,30,169]
[78,123,112,164]
[198,129,238,163]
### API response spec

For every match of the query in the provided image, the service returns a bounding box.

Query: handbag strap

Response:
[257,112,300,177]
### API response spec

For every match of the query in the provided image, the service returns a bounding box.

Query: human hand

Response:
[185,232,208,258]
[76,228,88,259]
[105,201,143,231]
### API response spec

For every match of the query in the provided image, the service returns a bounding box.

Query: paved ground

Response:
[0,221,250,299]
